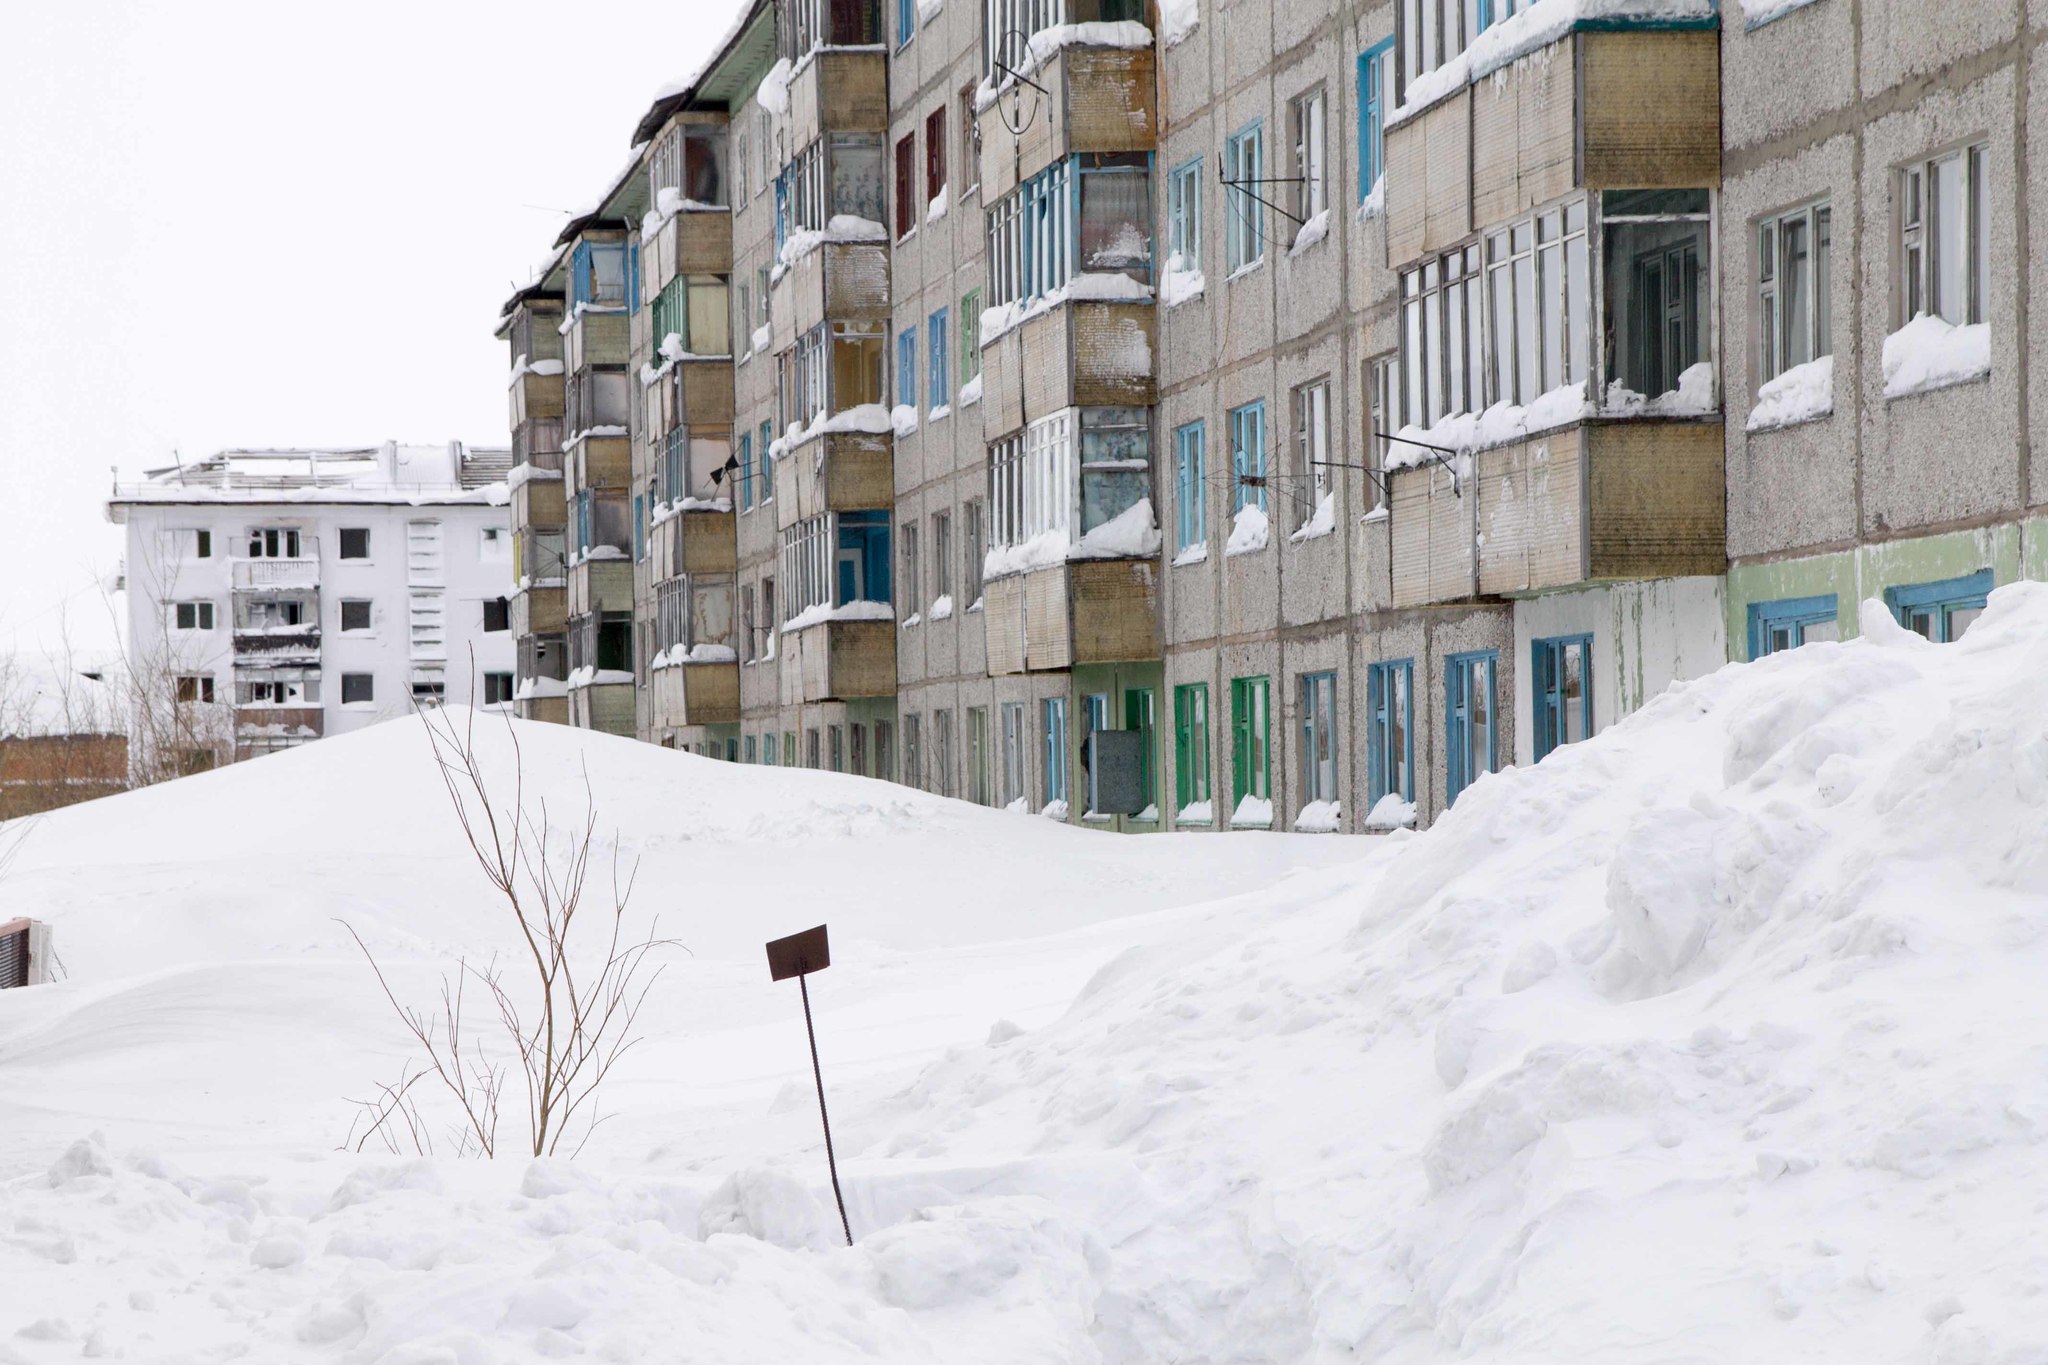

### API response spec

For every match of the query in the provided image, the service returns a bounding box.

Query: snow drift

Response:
[9,585,2048,1360]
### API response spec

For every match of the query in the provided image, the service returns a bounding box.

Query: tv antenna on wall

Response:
[990,29,1047,138]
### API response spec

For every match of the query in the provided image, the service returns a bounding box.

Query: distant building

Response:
[107,443,517,765]
[0,733,127,818]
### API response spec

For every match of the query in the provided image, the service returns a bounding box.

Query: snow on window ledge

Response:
[1289,491,1336,543]
[1288,209,1332,257]
[1041,799,1070,820]
[1295,800,1341,833]
[1881,314,1991,401]
[1225,503,1270,557]
[1363,792,1417,831]
[1171,542,1209,567]
[1741,0,1823,28]
[1229,794,1274,829]
[1224,257,1265,285]
[1176,799,1213,826]
[1356,178,1386,222]
[1745,354,1835,433]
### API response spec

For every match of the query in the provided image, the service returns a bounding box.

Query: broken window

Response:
[246,527,302,559]
[483,597,509,633]
[571,240,627,309]
[336,527,368,560]
[341,599,372,632]
[172,601,215,631]
[174,674,215,704]
[1603,190,1713,404]
[781,510,893,616]
[483,672,514,705]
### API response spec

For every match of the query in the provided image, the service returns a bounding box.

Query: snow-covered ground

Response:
[8,584,2048,1360]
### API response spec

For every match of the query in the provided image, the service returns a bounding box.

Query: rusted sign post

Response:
[766,923,853,1247]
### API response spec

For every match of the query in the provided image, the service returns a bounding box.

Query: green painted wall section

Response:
[1724,517,2047,659]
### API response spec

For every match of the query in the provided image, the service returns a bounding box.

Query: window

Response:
[782,0,880,54]
[341,599,372,632]
[780,510,893,618]
[1886,569,1991,642]
[784,731,797,767]
[1757,202,1832,383]
[925,106,946,207]
[649,275,732,358]
[1368,353,1401,494]
[1288,88,1327,224]
[1228,402,1266,514]
[247,528,303,559]
[182,528,213,560]
[1293,379,1332,511]
[1298,672,1339,810]
[1603,190,1713,403]
[1446,650,1499,805]
[1124,687,1156,814]
[929,308,949,409]
[1366,660,1414,806]
[480,527,506,559]
[634,495,647,562]
[483,672,514,705]
[1000,702,1027,806]
[480,596,509,634]
[174,674,215,704]
[964,499,985,603]
[830,725,845,772]
[1042,696,1068,807]
[985,154,1153,310]
[935,708,956,796]
[905,713,924,787]
[960,288,982,385]
[1747,594,1840,657]
[895,133,916,238]
[737,431,754,511]
[1899,143,1989,328]
[1167,157,1202,271]
[338,528,369,560]
[901,521,920,613]
[1531,635,1592,762]
[932,512,952,598]
[1400,0,1501,99]
[981,0,1067,80]
[987,407,1152,557]
[852,722,870,775]
[807,729,822,768]
[570,240,627,308]
[1229,676,1271,822]
[647,123,728,207]
[341,673,374,705]
[1081,693,1109,813]
[1224,122,1265,273]
[876,720,896,780]
[1358,38,1393,198]
[1174,422,1206,553]
[759,420,775,499]
[897,327,918,410]
[1173,683,1211,819]
[172,601,214,631]
[1401,245,1483,423]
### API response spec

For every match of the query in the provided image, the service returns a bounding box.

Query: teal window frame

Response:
[1228,401,1267,513]
[897,327,917,409]
[1446,650,1499,805]
[1748,593,1839,658]
[1042,696,1068,806]
[1366,659,1414,804]
[1229,675,1271,810]
[1357,38,1393,197]
[1174,421,1206,551]
[1885,569,1992,643]
[1299,670,1339,805]
[1167,156,1202,265]
[1173,682,1211,816]
[737,431,754,510]
[1123,686,1157,813]
[1530,634,1593,762]
[929,307,949,408]
[1224,121,1265,272]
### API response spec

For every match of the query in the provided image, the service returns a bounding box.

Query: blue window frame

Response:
[1043,696,1068,806]
[1366,659,1414,805]
[1357,39,1393,197]
[897,328,917,409]
[1885,569,1992,642]
[1748,593,1839,658]
[1174,421,1206,551]
[1167,157,1202,266]
[1224,122,1265,272]
[1446,650,1499,805]
[929,307,949,408]
[737,431,754,510]
[1228,401,1267,513]
[1531,634,1592,762]
[835,510,893,605]
[897,0,914,47]
[570,241,626,307]
[758,420,775,499]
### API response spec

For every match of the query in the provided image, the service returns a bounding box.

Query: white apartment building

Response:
[108,443,518,765]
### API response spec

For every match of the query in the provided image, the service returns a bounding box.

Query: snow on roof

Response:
[110,442,513,508]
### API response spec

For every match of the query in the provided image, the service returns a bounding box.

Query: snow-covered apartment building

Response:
[497,0,2034,831]
[108,444,517,766]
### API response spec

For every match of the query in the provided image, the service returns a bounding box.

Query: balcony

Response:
[566,429,632,493]
[643,206,734,300]
[983,558,1159,675]
[652,506,736,581]
[232,558,319,591]
[774,428,892,532]
[980,298,1155,438]
[786,47,887,154]
[1387,417,1725,608]
[978,41,1158,203]
[782,617,895,703]
[1384,25,1720,268]
[233,625,322,660]
[512,582,566,637]
[512,469,566,528]
[650,655,740,729]
[234,706,323,742]
[509,369,565,428]
[563,305,630,373]
[772,237,891,342]
[567,555,633,615]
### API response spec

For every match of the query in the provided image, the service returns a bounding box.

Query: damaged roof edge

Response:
[630,0,776,146]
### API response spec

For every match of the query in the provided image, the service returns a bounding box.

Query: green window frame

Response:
[1173,682,1211,818]
[1123,686,1157,814]
[758,419,775,499]
[1229,675,1271,818]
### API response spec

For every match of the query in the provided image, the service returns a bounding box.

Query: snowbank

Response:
[1746,354,1835,432]
[1882,313,1991,399]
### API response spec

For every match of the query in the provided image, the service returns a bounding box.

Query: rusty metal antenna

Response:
[766,924,852,1246]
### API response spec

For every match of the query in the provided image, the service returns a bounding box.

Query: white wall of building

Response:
[119,499,516,749]
[1511,576,1728,768]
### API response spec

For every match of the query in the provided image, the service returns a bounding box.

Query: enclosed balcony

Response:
[1384,16,1720,268]
[774,427,892,531]
[777,510,896,703]
[780,0,887,154]
[976,34,1157,203]
[649,574,740,729]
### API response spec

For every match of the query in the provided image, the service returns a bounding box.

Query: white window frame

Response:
[1899,142,1989,328]
[1289,87,1328,223]
[1757,199,1832,383]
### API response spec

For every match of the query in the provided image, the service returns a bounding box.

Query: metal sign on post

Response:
[765,923,853,1247]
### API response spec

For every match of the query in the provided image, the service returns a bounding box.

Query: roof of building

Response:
[106,443,513,517]
[631,0,775,143]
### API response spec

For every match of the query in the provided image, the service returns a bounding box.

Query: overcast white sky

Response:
[0,0,746,657]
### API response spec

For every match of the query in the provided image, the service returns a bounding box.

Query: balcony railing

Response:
[233,558,319,590]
